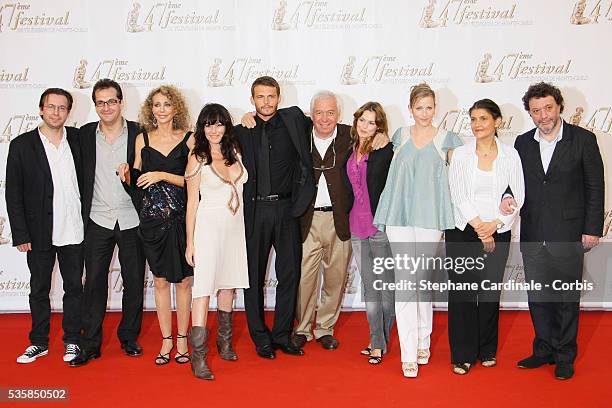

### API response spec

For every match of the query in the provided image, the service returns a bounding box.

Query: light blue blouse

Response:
[373,127,463,231]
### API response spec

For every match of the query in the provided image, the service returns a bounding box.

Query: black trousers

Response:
[244,200,301,347]
[445,225,511,364]
[523,247,583,364]
[80,220,145,351]
[27,243,84,347]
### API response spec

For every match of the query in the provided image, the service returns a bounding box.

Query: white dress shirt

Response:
[38,127,84,246]
[534,120,563,174]
[449,139,525,233]
[313,127,337,208]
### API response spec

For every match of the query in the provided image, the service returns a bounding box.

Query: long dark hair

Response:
[192,103,240,166]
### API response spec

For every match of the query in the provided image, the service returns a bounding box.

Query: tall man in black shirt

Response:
[235,76,315,359]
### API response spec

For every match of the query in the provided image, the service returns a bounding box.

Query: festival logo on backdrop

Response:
[0,1,86,33]
[0,270,29,297]
[419,0,530,28]
[568,106,612,134]
[339,55,444,85]
[604,209,612,239]
[474,52,586,83]
[125,1,234,32]
[271,0,381,31]
[438,107,517,137]
[570,0,612,25]
[1,113,39,143]
[0,66,47,90]
[72,58,168,89]
[206,57,314,87]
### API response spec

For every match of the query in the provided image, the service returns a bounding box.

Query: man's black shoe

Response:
[517,354,554,369]
[69,349,101,367]
[272,342,304,356]
[555,363,574,380]
[316,335,339,350]
[120,340,143,357]
[256,344,276,359]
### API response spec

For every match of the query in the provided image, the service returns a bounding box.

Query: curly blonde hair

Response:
[139,85,191,132]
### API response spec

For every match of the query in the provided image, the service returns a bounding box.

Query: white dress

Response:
[192,155,249,297]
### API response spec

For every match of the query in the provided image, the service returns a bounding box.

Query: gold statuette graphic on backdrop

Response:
[571,0,612,24]
[0,216,10,245]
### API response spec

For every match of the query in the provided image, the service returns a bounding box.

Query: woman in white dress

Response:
[185,103,249,380]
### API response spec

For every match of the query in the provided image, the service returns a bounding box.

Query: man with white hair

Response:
[294,91,388,350]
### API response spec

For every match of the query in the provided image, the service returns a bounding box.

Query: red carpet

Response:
[0,310,610,407]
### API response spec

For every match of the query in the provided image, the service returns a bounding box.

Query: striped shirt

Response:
[448,140,525,233]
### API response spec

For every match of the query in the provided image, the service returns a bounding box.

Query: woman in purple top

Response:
[342,102,394,365]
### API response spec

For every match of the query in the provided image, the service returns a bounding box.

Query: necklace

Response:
[476,140,497,157]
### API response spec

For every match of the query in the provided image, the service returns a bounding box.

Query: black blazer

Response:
[235,106,316,238]
[5,127,81,250]
[79,120,140,229]
[515,121,604,255]
[342,143,393,216]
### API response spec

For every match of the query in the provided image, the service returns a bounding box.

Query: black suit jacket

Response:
[515,121,604,256]
[5,127,81,250]
[79,120,140,230]
[342,143,393,216]
[235,106,316,238]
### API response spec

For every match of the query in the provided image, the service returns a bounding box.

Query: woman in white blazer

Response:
[446,99,524,375]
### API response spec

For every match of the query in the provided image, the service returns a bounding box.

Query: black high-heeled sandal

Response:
[174,333,190,364]
[155,335,173,366]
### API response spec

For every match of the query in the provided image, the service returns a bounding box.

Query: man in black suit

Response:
[70,79,146,367]
[502,82,604,380]
[235,76,315,359]
[6,88,84,364]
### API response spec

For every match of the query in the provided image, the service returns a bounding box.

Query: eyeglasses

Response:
[95,99,120,108]
[311,133,336,171]
[44,104,68,112]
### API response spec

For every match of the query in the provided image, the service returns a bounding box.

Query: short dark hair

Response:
[469,99,502,137]
[92,78,123,103]
[522,82,564,113]
[39,88,73,111]
[469,98,502,120]
[251,76,280,97]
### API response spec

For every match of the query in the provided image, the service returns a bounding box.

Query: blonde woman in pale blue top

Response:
[373,83,462,378]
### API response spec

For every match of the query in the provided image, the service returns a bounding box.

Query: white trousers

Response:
[386,226,443,363]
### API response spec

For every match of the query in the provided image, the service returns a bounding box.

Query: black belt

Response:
[314,206,333,212]
[256,193,291,201]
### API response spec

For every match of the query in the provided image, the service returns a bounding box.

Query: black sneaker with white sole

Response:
[63,344,80,362]
[16,345,48,364]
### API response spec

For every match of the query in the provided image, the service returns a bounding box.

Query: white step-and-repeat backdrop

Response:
[0,0,611,311]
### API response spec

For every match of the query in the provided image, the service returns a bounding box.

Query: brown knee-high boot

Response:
[189,326,214,380]
[216,310,238,361]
